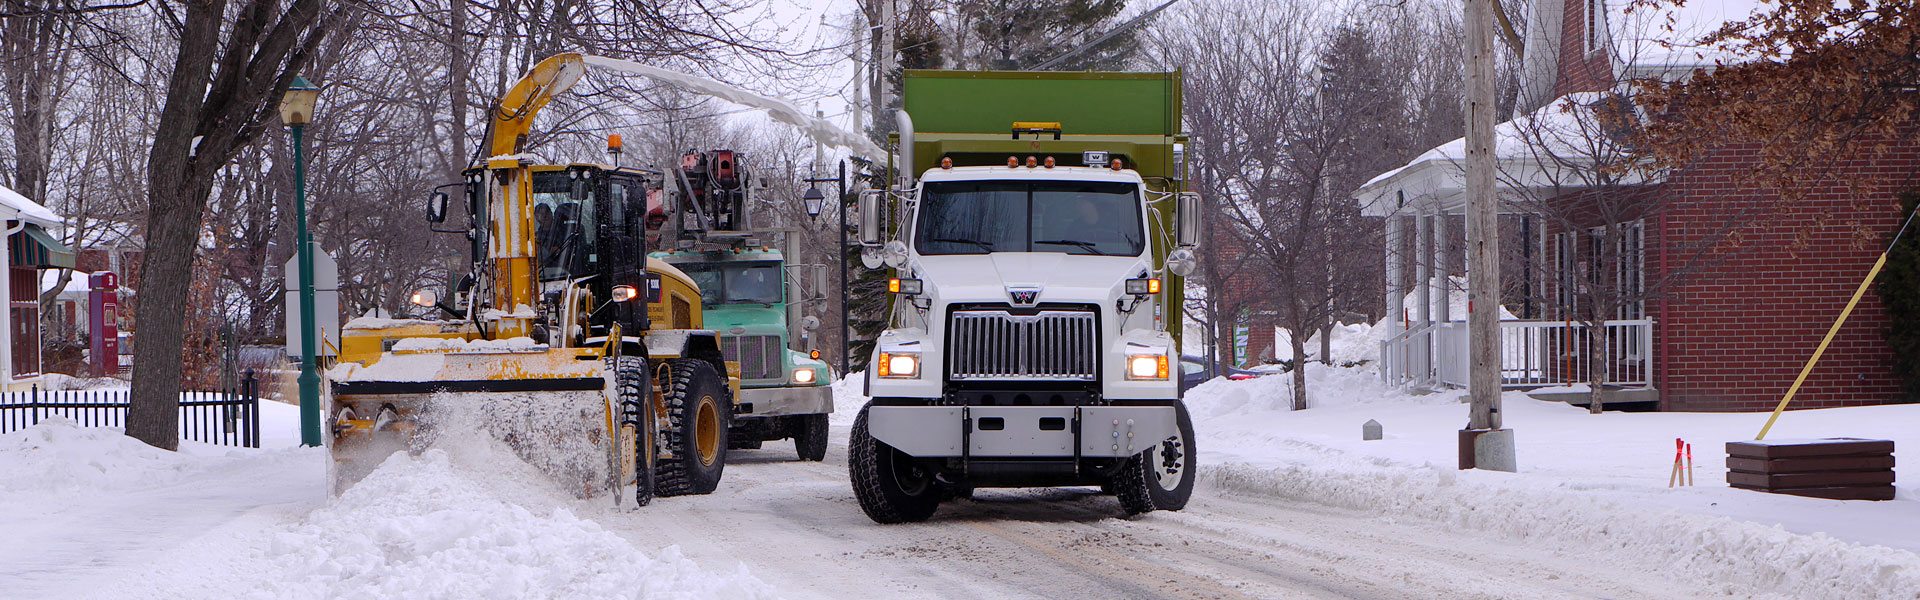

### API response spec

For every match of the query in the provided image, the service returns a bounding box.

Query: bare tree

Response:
[126,0,342,450]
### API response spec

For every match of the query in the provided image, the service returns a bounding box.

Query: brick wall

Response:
[1654,138,1920,411]
[1206,224,1281,366]
[1552,0,1615,98]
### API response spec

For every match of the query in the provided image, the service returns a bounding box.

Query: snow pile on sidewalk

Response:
[1184,364,1920,600]
[0,417,209,495]
[193,449,777,600]
[0,417,775,599]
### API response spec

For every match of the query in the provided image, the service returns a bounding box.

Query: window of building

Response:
[1585,0,1604,56]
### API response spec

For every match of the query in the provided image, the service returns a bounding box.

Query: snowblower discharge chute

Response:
[324,53,736,506]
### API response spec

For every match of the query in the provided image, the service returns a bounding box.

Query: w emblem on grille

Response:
[1008,286,1041,306]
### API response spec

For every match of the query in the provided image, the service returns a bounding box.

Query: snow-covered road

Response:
[595,439,1713,600]
[8,371,1917,599]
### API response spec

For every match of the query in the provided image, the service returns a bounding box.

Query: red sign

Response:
[89,271,118,376]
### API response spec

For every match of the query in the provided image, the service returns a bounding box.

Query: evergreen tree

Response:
[958,0,1136,70]
[1877,190,1920,403]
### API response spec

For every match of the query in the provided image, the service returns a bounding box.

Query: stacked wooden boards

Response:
[1725,438,1895,501]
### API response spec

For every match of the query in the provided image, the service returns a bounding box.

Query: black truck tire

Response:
[849,405,940,523]
[1114,402,1197,515]
[795,413,829,461]
[611,355,656,507]
[655,358,729,496]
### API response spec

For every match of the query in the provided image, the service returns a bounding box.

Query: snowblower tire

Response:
[849,404,940,523]
[612,355,657,507]
[655,358,729,497]
[1114,402,1196,516]
[795,413,829,461]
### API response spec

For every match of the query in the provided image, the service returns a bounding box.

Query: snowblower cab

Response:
[324,54,736,505]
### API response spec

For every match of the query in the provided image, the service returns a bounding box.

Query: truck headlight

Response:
[1125,353,1169,381]
[792,368,816,384]
[409,288,439,308]
[878,351,920,379]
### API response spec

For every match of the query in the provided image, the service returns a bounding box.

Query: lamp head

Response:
[279,76,320,126]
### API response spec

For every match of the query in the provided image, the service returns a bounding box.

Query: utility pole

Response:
[878,0,894,127]
[1463,0,1512,471]
[850,14,866,135]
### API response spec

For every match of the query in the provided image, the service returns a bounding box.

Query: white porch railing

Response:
[1379,322,1439,386]
[1383,319,1653,389]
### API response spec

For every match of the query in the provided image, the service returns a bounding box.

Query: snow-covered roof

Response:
[1607,0,1769,73]
[1354,92,1658,217]
[41,270,91,297]
[0,183,63,229]
[1517,0,1770,113]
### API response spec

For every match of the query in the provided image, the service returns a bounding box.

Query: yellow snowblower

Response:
[324,54,735,505]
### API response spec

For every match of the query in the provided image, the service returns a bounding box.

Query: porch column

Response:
[1416,210,1432,328]
[1435,210,1452,323]
[1385,215,1405,333]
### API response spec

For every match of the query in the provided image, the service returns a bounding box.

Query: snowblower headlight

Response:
[611,285,639,303]
[878,351,920,379]
[409,288,438,308]
[1125,352,1169,381]
[792,368,816,384]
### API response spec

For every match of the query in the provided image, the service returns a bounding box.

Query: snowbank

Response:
[1272,321,1392,366]
[1187,368,1920,600]
[0,414,773,599]
[180,449,777,600]
[0,417,205,495]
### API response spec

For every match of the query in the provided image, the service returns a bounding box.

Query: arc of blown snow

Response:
[582,55,888,160]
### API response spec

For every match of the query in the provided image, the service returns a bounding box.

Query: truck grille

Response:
[949,310,1097,380]
[721,335,783,380]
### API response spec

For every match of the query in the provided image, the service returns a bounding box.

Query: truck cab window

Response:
[531,172,597,280]
[916,180,1143,256]
[678,262,782,306]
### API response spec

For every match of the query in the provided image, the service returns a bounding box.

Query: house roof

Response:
[0,183,63,229]
[1520,0,1770,109]
[1354,92,1664,217]
[1606,0,1770,76]
[1360,0,1771,217]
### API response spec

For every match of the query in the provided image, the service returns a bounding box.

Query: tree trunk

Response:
[124,0,226,451]
[1290,332,1309,411]
[1319,321,1334,366]
[1587,322,1608,414]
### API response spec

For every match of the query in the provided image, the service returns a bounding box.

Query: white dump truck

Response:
[849,69,1203,522]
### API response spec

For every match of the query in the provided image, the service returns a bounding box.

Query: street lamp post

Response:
[802,160,849,376]
[280,76,322,447]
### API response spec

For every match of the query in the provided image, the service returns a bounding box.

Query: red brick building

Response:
[1356,0,1918,411]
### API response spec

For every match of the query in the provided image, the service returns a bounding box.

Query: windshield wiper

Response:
[930,237,995,252]
[1034,239,1102,254]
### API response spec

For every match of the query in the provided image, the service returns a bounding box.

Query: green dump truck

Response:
[848,70,1204,522]
[652,240,834,461]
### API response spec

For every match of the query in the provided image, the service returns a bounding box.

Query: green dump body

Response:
[899,69,1188,342]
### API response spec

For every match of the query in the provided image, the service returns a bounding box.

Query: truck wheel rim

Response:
[695,396,721,466]
[1152,434,1187,491]
[891,455,932,495]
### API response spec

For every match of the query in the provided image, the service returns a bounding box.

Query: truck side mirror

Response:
[857,190,884,247]
[1176,191,1202,249]
[427,191,449,223]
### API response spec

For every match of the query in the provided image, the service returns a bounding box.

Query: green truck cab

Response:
[651,244,834,461]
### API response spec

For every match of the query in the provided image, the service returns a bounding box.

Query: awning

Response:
[11,224,75,269]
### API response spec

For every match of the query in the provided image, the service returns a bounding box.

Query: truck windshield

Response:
[679,262,783,306]
[915,180,1144,256]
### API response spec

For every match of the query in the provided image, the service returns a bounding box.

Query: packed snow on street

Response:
[4,354,1918,600]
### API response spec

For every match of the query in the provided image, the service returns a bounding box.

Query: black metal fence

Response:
[0,370,262,448]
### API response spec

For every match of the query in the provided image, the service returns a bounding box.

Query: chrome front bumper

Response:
[867,405,1176,458]
[735,384,834,418]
